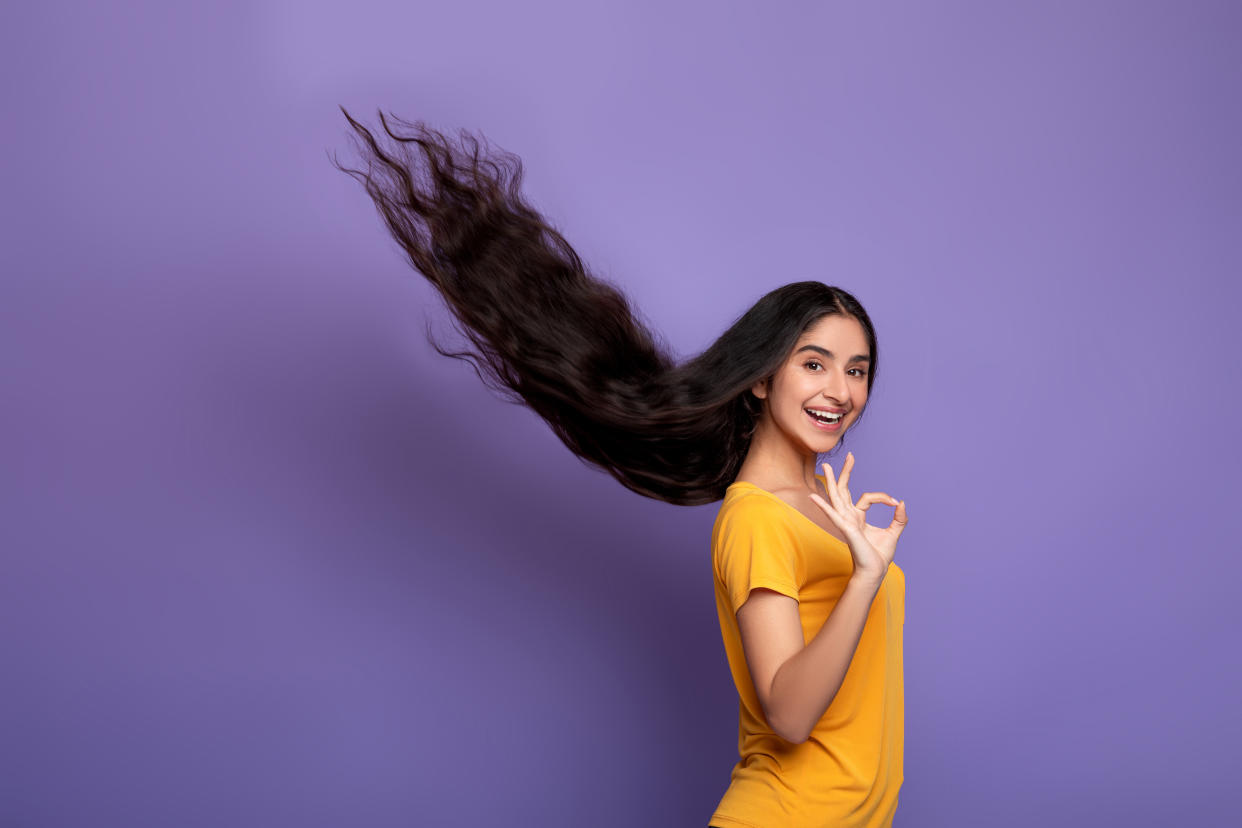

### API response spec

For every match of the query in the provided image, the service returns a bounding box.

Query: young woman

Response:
[333,110,910,827]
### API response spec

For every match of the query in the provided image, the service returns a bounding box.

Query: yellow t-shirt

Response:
[709,476,905,828]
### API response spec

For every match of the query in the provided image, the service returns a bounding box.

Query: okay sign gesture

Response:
[809,452,908,583]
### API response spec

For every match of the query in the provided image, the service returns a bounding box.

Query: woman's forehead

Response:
[797,315,866,347]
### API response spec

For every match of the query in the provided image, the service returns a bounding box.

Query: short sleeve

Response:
[714,494,801,615]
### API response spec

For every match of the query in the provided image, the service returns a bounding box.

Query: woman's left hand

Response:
[808,451,908,581]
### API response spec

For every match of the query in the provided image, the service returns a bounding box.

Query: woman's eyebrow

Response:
[795,345,870,364]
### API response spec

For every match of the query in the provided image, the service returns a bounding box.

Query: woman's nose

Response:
[822,370,849,401]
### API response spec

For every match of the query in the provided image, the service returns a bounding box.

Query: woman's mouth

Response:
[804,408,844,431]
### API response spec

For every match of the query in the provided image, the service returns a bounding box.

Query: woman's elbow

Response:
[767,710,811,745]
[780,727,811,745]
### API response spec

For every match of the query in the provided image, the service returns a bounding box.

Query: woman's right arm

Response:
[736,573,884,745]
[738,454,906,743]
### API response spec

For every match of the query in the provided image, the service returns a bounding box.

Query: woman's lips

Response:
[804,408,844,431]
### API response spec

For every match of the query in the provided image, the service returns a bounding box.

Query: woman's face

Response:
[752,313,871,450]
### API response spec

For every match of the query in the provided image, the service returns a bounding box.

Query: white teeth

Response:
[806,409,843,423]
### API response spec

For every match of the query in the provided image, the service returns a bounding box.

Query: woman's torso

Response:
[709,477,905,828]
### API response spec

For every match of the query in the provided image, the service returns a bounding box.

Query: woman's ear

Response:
[750,376,770,400]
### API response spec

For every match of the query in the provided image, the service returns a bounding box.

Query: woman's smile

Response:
[804,407,845,431]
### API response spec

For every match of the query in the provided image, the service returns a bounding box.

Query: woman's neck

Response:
[735,417,823,493]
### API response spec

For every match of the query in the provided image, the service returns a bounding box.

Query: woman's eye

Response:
[805,361,866,377]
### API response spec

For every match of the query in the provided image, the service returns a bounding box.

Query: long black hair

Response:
[331,109,878,506]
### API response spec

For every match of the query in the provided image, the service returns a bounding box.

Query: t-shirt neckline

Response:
[728,474,848,548]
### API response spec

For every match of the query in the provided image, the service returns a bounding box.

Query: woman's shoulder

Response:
[716,482,799,527]
[722,474,825,511]
[720,480,777,507]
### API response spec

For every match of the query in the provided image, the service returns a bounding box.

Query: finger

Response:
[854,491,899,513]
[837,451,855,500]
[821,462,842,511]
[808,493,848,531]
[887,500,909,535]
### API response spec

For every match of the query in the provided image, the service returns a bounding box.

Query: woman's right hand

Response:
[808,452,908,583]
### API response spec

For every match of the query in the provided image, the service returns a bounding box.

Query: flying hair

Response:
[331,108,879,505]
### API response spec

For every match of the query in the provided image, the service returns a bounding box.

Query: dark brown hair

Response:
[332,109,878,505]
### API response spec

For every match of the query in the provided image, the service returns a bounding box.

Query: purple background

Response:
[3,2,1239,826]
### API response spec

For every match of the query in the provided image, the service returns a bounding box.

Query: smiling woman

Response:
[334,109,909,827]
[750,315,872,442]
